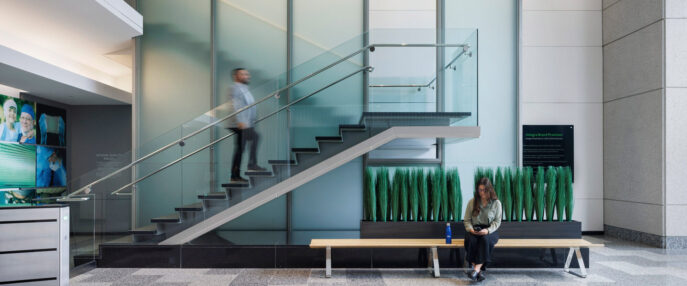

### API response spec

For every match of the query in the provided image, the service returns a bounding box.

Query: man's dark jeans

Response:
[230,127,259,178]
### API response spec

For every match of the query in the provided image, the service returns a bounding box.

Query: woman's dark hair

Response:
[472,177,498,216]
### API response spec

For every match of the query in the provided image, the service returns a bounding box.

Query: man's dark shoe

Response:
[231,176,248,183]
[247,165,268,172]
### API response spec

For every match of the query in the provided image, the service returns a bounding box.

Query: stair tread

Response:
[268,160,296,165]
[245,171,273,176]
[130,224,158,234]
[292,147,319,152]
[151,213,180,223]
[339,124,366,129]
[316,136,343,141]
[221,182,250,188]
[198,192,228,199]
[175,202,203,212]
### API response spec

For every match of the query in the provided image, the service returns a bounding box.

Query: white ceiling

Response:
[0,0,142,105]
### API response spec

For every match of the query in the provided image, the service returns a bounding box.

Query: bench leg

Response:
[427,248,432,274]
[325,246,331,278]
[431,247,440,278]
[563,247,588,278]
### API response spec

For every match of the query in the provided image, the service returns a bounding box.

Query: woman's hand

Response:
[477,229,489,236]
[469,228,477,235]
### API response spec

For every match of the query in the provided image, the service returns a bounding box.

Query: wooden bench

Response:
[309,238,603,278]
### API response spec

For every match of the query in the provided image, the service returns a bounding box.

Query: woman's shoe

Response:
[477,271,486,282]
[466,270,479,281]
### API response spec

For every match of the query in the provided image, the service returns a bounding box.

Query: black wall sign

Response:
[522,125,574,181]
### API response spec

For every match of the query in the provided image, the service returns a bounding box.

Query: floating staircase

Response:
[121,112,476,245]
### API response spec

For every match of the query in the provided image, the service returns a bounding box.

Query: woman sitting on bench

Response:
[464,177,502,282]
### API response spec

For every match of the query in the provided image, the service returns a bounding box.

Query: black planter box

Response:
[360,220,587,268]
[361,220,582,239]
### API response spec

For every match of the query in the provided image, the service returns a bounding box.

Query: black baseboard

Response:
[582,231,604,236]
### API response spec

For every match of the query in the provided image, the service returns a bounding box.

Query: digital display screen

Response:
[0,142,36,188]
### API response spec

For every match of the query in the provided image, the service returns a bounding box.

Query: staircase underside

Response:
[158,125,480,245]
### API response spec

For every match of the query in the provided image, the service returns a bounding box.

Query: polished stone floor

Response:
[70,235,687,285]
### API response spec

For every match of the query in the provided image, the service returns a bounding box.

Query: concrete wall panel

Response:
[603,21,663,102]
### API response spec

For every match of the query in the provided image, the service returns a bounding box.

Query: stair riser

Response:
[340,130,370,143]
[296,135,369,168]
[178,211,203,221]
[203,199,230,209]
[228,175,282,195]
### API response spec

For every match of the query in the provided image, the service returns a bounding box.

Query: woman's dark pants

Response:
[464,230,499,267]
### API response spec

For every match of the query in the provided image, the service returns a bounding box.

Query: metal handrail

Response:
[368,45,471,90]
[61,42,467,200]
[109,66,373,195]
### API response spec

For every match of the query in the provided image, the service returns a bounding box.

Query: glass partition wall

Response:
[46,1,480,266]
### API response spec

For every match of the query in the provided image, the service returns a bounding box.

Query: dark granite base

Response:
[98,244,588,269]
[98,245,180,268]
[96,221,590,268]
[605,224,687,249]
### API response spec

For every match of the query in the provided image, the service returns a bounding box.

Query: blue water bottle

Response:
[445,223,452,244]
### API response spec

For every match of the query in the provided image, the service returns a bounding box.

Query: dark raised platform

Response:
[96,221,589,269]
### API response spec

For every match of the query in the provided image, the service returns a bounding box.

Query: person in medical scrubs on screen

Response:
[18,104,36,144]
[0,98,19,142]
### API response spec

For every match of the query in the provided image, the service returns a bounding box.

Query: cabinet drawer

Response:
[0,251,58,283]
[0,222,59,252]
[0,208,59,222]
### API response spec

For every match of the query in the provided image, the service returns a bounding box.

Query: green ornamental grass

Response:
[503,168,512,221]
[565,166,574,221]
[364,167,376,221]
[431,169,442,221]
[485,168,494,185]
[535,166,545,221]
[440,168,449,221]
[419,169,428,221]
[513,168,523,222]
[474,167,483,188]
[376,168,389,221]
[409,169,419,221]
[400,169,408,221]
[494,167,503,200]
[545,166,557,221]
[556,166,566,221]
[447,168,462,221]
[391,169,401,221]
[523,167,534,221]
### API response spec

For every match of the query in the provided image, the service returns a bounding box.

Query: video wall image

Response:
[0,143,36,188]
[36,146,67,187]
[0,94,67,206]
[37,103,66,146]
[1,94,37,143]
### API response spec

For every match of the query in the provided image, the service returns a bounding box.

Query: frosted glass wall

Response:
[290,0,364,231]
[136,0,212,226]
[445,0,518,205]
[214,0,288,231]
